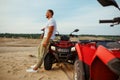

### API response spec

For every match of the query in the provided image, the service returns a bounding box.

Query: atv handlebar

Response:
[99,17,120,27]
[99,20,116,23]
[99,17,120,23]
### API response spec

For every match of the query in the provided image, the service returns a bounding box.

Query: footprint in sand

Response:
[7,70,11,73]
[38,76,44,80]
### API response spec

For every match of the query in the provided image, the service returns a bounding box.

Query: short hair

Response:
[48,9,54,16]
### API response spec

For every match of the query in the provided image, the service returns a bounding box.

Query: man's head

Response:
[46,9,54,19]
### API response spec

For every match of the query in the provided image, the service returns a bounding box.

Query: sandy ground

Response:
[0,38,74,80]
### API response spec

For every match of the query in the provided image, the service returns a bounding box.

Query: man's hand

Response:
[40,33,44,39]
[43,40,48,47]
[41,28,45,31]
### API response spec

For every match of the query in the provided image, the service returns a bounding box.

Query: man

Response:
[26,9,57,72]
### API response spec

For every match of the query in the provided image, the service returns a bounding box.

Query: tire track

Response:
[60,63,74,80]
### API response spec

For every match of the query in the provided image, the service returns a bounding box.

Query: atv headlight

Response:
[51,46,56,51]
[71,47,76,52]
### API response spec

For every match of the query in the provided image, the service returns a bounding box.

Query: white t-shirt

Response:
[44,18,57,40]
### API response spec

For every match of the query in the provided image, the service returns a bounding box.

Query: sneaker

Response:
[26,68,38,73]
[30,64,36,68]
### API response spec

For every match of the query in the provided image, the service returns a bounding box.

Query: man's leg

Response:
[35,38,50,69]
[26,38,50,72]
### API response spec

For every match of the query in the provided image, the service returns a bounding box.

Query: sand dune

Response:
[0,38,74,80]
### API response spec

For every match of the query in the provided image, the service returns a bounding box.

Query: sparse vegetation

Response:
[0,33,41,39]
[0,33,119,40]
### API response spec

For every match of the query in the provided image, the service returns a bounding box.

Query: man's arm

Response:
[43,26,54,47]
[40,28,45,39]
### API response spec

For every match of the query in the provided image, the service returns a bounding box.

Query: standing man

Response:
[26,9,57,72]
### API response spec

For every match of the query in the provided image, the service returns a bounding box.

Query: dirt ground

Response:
[0,38,74,80]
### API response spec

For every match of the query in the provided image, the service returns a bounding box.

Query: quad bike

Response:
[73,0,120,80]
[44,29,79,70]
[74,40,120,80]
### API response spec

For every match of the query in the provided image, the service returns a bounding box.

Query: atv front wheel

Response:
[44,53,54,70]
[73,60,85,80]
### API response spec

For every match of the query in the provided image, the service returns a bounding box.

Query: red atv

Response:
[73,0,120,80]
[74,40,120,80]
[44,29,79,70]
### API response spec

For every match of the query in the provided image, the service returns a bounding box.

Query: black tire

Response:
[73,60,86,80]
[44,53,54,70]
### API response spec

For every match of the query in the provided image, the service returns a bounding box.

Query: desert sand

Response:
[0,38,74,80]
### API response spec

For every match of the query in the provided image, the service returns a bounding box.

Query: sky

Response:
[0,0,120,35]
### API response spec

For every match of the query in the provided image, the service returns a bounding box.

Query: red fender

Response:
[95,46,116,65]
[75,43,96,65]
[90,45,120,80]
[75,43,97,80]
[75,43,83,61]
[96,46,120,75]
[90,57,119,80]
